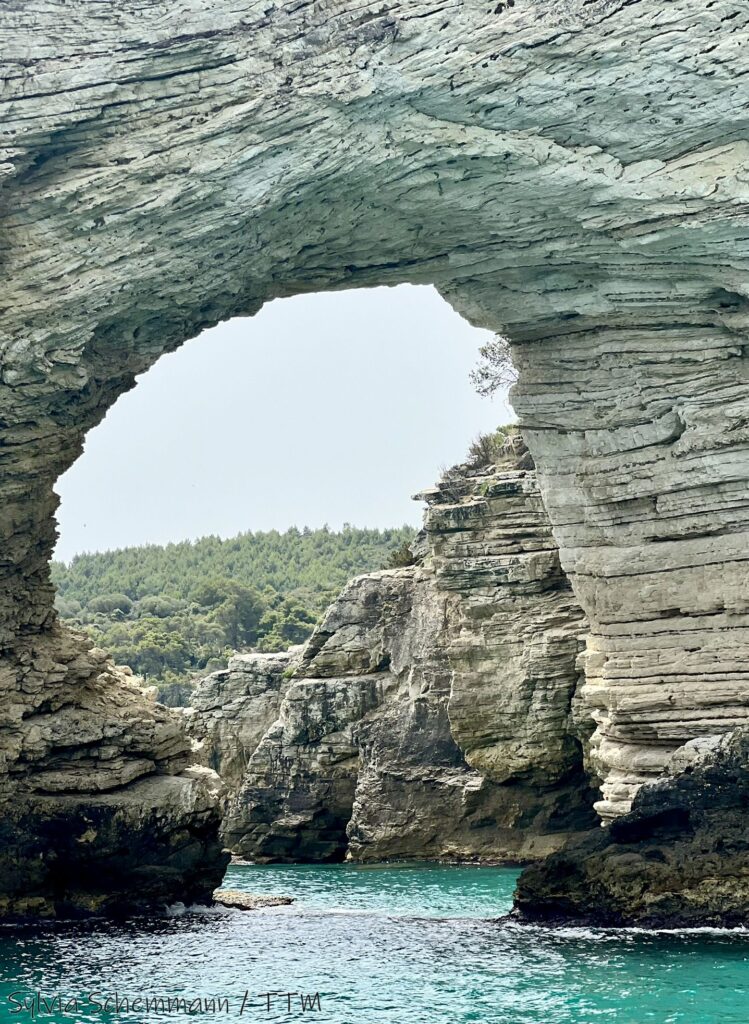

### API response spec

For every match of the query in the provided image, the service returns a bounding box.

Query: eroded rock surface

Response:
[212,890,294,911]
[514,728,749,928]
[0,627,227,919]
[216,443,597,863]
[3,0,749,919]
[187,650,300,794]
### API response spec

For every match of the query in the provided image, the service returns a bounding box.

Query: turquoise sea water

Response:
[0,863,747,1024]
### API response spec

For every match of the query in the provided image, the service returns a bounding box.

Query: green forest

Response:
[52,525,416,705]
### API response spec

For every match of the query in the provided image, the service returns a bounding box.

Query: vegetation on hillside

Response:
[437,424,520,481]
[52,525,415,705]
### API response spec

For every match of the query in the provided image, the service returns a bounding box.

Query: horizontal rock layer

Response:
[199,445,597,863]
[213,890,294,911]
[512,322,749,821]
[0,627,227,918]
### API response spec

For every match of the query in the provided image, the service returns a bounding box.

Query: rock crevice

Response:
[514,728,749,928]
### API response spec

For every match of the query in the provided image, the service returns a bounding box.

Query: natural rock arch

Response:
[3,1,749,912]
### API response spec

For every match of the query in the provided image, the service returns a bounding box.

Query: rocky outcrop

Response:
[427,459,593,788]
[224,639,386,862]
[3,0,749,920]
[215,442,597,863]
[514,728,749,928]
[0,627,227,919]
[186,650,299,795]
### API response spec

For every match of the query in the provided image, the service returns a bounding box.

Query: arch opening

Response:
[3,0,749,919]
[43,284,600,870]
[50,284,510,707]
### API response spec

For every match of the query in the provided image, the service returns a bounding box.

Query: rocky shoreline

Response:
[0,437,745,927]
[513,729,749,929]
[3,0,749,928]
[187,442,749,929]
[0,628,227,921]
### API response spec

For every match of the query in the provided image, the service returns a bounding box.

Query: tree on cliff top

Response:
[470,334,518,398]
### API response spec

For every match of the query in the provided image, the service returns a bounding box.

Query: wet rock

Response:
[513,728,749,928]
[0,628,227,919]
[213,890,294,911]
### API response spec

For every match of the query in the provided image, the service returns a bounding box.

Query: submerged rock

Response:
[513,728,749,928]
[213,890,294,911]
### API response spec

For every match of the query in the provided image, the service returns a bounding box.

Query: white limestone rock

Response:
[187,649,301,793]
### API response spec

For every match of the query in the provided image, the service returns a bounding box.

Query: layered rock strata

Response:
[212,444,597,863]
[3,0,749,919]
[513,331,749,822]
[0,627,227,919]
[514,728,749,928]
[186,649,300,795]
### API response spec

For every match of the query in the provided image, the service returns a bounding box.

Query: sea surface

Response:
[0,863,747,1024]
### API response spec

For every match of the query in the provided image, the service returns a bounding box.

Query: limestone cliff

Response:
[198,440,597,863]
[186,649,300,795]
[3,0,749,922]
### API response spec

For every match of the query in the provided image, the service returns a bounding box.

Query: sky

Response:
[54,285,514,562]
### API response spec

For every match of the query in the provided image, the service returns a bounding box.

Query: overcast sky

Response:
[54,285,514,562]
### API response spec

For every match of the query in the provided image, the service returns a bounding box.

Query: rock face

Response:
[514,728,749,928]
[215,443,597,863]
[187,650,300,795]
[3,0,749,919]
[0,627,228,919]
